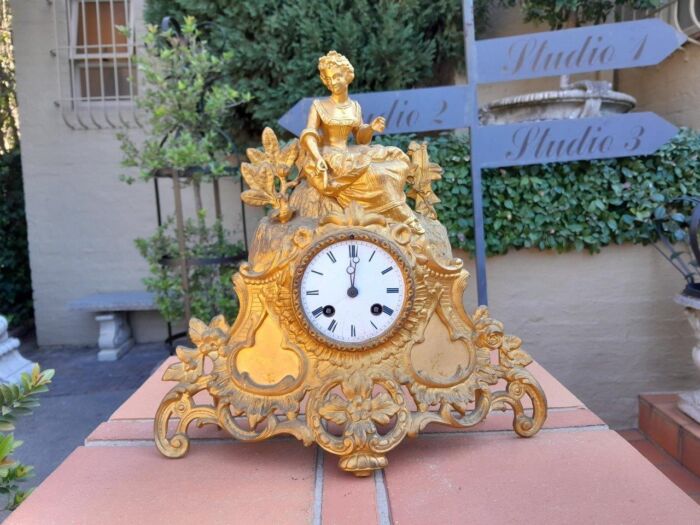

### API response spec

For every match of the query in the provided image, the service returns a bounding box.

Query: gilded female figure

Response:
[296,51,423,233]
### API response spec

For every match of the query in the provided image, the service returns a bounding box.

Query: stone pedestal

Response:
[674,294,700,423]
[95,313,134,362]
[0,315,35,383]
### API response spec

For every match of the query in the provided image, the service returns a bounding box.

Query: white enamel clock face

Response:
[297,234,411,349]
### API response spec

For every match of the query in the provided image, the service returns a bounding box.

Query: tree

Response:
[143,0,488,143]
[499,0,661,29]
[118,18,250,322]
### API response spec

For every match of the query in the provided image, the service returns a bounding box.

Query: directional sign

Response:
[476,19,687,84]
[473,112,678,169]
[278,85,470,136]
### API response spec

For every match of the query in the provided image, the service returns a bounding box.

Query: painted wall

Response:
[617,42,700,129]
[457,245,698,429]
[10,0,257,346]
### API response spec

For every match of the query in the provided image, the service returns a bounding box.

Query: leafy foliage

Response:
[118,19,250,323]
[650,197,700,286]
[0,365,54,511]
[118,17,251,182]
[241,128,300,222]
[378,128,700,255]
[498,0,661,29]
[0,1,31,327]
[0,150,32,328]
[143,0,494,142]
[135,218,244,323]
[1,0,18,155]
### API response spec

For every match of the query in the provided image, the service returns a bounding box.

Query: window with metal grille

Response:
[70,0,136,102]
[53,0,140,129]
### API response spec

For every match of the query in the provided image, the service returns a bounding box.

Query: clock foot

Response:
[339,452,388,477]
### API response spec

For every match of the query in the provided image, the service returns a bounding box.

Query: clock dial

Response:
[296,232,412,350]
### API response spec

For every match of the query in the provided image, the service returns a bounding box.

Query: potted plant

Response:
[480,0,661,124]
[118,17,250,327]
[653,197,700,423]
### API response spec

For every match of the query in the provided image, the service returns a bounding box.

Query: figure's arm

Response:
[353,102,385,145]
[300,102,331,192]
[300,103,325,168]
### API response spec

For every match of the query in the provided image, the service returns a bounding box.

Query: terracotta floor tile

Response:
[617,429,645,442]
[656,462,700,495]
[6,443,316,525]
[384,431,700,524]
[642,393,680,405]
[649,408,681,459]
[322,452,378,524]
[681,428,700,478]
[639,398,652,435]
[630,439,674,466]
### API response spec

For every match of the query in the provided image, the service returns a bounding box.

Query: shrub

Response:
[0,365,53,511]
[134,217,244,323]
[143,0,486,142]
[0,149,32,326]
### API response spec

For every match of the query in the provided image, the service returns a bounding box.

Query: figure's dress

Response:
[296,99,414,223]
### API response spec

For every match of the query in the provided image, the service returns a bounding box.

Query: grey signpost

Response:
[278,0,685,306]
[464,0,685,306]
[279,85,471,136]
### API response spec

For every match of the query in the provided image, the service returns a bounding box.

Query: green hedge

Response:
[379,128,700,255]
[0,148,32,326]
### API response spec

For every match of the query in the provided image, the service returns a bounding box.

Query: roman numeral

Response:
[381,267,393,275]
[348,245,358,258]
[382,305,394,316]
[370,321,378,329]
[351,324,356,337]
[306,290,319,295]
[386,288,399,294]
[328,319,337,333]
[311,270,323,276]
[312,307,323,318]
[369,250,376,262]
[327,251,337,263]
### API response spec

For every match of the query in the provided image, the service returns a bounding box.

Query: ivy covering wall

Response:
[381,129,700,255]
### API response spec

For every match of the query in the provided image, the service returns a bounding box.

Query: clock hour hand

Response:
[347,245,359,298]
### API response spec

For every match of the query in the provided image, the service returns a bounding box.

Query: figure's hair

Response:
[318,50,355,87]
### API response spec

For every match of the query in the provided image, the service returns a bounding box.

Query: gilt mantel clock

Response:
[154,51,547,476]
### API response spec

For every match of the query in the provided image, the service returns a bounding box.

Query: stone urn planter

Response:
[0,315,34,383]
[654,197,700,424]
[673,293,700,423]
[480,80,636,125]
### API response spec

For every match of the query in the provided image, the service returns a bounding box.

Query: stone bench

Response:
[68,291,157,361]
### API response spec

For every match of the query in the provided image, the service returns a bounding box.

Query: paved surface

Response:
[4,336,167,518]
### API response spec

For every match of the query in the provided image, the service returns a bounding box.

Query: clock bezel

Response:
[292,229,415,352]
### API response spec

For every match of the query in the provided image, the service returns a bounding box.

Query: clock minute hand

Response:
[347,248,359,298]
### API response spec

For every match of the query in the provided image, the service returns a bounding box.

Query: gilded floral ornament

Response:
[155,51,547,475]
[408,141,443,220]
[241,127,300,222]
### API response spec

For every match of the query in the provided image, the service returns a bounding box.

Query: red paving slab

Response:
[384,430,700,525]
[321,452,378,525]
[16,357,700,524]
[6,443,316,525]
